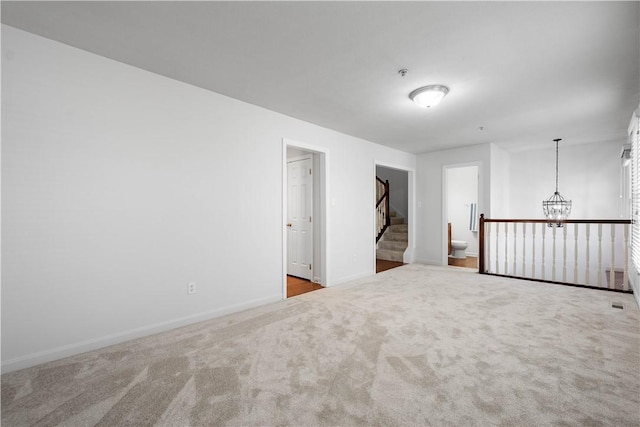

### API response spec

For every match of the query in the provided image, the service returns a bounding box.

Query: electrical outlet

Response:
[187,282,196,295]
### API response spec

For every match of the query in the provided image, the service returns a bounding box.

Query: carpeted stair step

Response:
[376,248,404,262]
[390,216,405,225]
[384,231,408,242]
[379,240,408,251]
[389,224,408,233]
[377,216,408,260]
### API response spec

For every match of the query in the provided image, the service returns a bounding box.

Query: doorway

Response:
[374,162,414,273]
[444,164,480,268]
[282,139,327,298]
[287,155,313,280]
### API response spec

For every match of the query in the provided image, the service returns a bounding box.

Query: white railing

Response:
[479,215,633,292]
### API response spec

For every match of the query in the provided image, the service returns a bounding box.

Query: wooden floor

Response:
[288,259,405,297]
[376,259,405,273]
[287,276,323,298]
[448,256,478,269]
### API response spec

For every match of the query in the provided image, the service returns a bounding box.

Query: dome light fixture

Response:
[409,85,449,108]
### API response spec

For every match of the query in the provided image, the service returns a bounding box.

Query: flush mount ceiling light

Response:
[409,85,449,108]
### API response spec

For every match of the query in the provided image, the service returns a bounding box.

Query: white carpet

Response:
[2,264,639,426]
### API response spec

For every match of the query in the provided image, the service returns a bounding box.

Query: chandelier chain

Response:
[554,138,561,193]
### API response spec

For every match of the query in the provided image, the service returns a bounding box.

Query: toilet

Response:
[451,240,468,259]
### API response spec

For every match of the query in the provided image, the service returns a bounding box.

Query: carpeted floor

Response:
[2,264,639,426]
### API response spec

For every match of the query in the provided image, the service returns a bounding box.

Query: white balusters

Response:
[495,222,500,274]
[376,205,385,235]
[624,224,630,291]
[531,223,536,279]
[513,223,518,276]
[562,225,568,282]
[597,224,603,287]
[478,219,631,293]
[552,226,557,281]
[573,223,579,284]
[585,224,591,285]
[504,223,508,275]
[488,222,497,271]
[522,223,526,277]
[609,224,616,289]
[541,223,546,280]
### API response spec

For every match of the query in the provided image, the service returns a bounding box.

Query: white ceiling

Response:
[2,1,639,153]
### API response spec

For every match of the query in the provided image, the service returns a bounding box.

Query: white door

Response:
[287,157,313,280]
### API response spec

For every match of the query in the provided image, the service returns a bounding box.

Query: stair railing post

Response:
[385,180,390,228]
[479,214,486,274]
[375,177,391,243]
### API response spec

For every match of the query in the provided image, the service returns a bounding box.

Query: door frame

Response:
[373,161,416,270]
[282,138,330,298]
[286,154,313,280]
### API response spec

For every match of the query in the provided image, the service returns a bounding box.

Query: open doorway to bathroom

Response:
[445,164,479,269]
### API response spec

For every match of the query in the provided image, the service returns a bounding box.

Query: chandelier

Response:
[542,138,571,227]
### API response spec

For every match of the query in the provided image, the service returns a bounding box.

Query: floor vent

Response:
[611,302,624,310]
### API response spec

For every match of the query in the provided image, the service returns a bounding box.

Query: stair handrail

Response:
[376,177,390,242]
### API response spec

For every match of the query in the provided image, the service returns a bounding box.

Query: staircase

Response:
[376,210,408,262]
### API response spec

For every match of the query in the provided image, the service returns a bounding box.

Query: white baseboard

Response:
[402,247,415,264]
[1,294,282,373]
[414,257,444,266]
[329,270,374,287]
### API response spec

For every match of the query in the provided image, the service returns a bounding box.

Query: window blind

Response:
[630,113,640,271]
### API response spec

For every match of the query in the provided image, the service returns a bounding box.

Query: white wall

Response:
[415,143,493,265]
[1,26,415,371]
[446,166,478,256]
[508,140,623,219]
[490,144,511,218]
